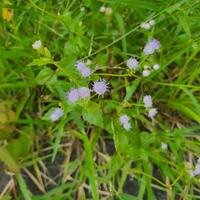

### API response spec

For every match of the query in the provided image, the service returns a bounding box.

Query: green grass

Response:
[0,0,200,199]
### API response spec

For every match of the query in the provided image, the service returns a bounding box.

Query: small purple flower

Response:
[148,108,158,118]
[143,69,151,77]
[76,61,92,77]
[123,122,131,131]
[119,115,130,124]
[93,79,108,95]
[149,39,160,50]
[50,108,64,122]
[78,87,91,99]
[79,66,92,77]
[67,88,79,103]
[143,95,153,108]
[76,61,86,71]
[143,38,160,55]
[126,57,139,70]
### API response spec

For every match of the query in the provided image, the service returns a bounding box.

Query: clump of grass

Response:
[0,0,200,200]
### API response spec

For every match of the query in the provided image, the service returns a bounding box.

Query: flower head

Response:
[32,40,42,50]
[50,108,64,122]
[143,39,160,55]
[148,108,158,118]
[76,61,86,71]
[78,87,91,99]
[119,115,130,124]
[76,61,92,77]
[126,57,139,70]
[149,20,155,26]
[153,64,160,70]
[93,80,108,95]
[140,22,151,30]
[79,66,92,77]
[99,6,106,12]
[67,88,79,103]
[161,143,168,150]
[143,95,152,108]
[143,69,151,77]
[123,122,131,131]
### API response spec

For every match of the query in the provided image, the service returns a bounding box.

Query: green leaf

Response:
[6,135,32,160]
[0,146,19,173]
[82,102,104,128]
[168,101,200,123]
[27,58,53,67]
[124,79,140,102]
[118,193,138,200]
[36,67,57,85]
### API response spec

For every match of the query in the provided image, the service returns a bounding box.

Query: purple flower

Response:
[79,66,92,77]
[67,88,79,103]
[143,95,153,108]
[76,61,92,77]
[78,87,91,99]
[76,61,86,71]
[119,115,130,124]
[143,38,160,55]
[123,122,131,131]
[148,108,158,118]
[50,108,64,122]
[93,80,108,95]
[126,57,139,70]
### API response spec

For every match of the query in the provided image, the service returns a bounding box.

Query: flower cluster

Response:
[76,61,92,78]
[50,108,64,122]
[142,64,160,77]
[67,87,91,103]
[143,39,160,55]
[143,95,158,118]
[119,115,131,131]
[140,20,155,30]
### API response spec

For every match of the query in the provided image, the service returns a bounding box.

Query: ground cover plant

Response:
[0,0,200,199]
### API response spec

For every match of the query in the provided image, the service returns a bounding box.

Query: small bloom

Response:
[99,6,106,12]
[149,39,160,50]
[153,64,160,70]
[76,61,86,71]
[123,122,131,131]
[78,87,91,99]
[93,80,108,95]
[119,115,130,124]
[143,39,160,55]
[50,108,64,122]
[143,69,151,77]
[161,143,168,150]
[148,108,158,118]
[140,22,151,30]
[149,20,156,26]
[79,66,92,77]
[32,40,42,50]
[126,57,139,70]
[143,95,152,108]
[193,163,200,176]
[67,88,79,103]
